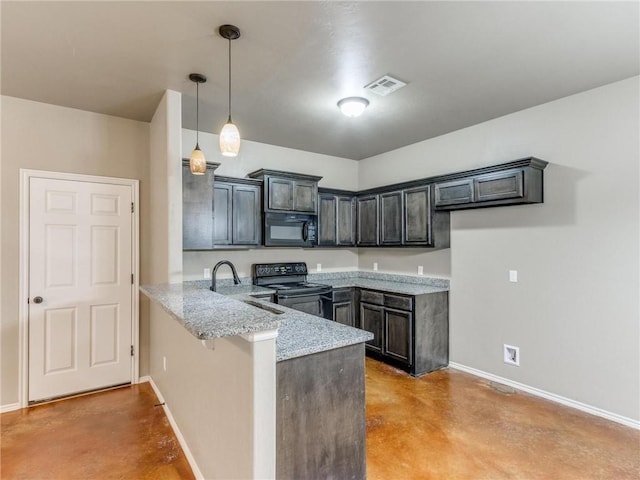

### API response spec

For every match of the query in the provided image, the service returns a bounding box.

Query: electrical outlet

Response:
[204,268,211,279]
[417,266,424,276]
[503,345,520,366]
[509,270,518,282]
[163,356,167,372]
[373,262,378,271]
[316,263,322,272]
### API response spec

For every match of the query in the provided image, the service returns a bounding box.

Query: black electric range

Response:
[252,262,332,318]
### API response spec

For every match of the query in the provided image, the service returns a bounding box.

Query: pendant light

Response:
[189,73,207,175]
[218,24,241,157]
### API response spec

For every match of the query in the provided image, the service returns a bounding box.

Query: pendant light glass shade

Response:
[219,25,241,157]
[188,73,207,175]
[190,144,206,174]
[219,118,240,157]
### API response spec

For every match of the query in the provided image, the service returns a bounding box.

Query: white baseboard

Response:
[137,375,151,384]
[146,377,204,480]
[1,402,21,413]
[449,362,640,430]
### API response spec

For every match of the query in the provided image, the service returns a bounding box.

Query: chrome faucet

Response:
[210,260,241,292]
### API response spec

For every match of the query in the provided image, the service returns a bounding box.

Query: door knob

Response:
[33,296,43,304]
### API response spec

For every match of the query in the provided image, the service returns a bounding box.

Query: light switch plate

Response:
[418,266,424,276]
[316,263,322,272]
[373,262,378,271]
[204,268,211,279]
[509,270,518,282]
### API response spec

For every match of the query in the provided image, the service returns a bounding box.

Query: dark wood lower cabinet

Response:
[384,308,412,365]
[277,344,366,480]
[358,288,448,376]
[360,302,383,353]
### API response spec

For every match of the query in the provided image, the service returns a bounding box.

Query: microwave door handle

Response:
[302,222,308,241]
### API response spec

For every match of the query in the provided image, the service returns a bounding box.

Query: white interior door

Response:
[28,177,134,402]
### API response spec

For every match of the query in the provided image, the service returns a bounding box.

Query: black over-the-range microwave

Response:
[263,212,317,247]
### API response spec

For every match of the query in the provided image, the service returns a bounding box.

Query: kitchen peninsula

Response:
[141,279,373,480]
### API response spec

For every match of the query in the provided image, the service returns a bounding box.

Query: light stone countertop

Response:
[141,280,373,362]
[141,271,449,362]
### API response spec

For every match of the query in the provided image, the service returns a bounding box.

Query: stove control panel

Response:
[253,262,308,278]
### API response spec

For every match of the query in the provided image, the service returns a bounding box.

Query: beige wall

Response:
[0,96,150,405]
[180,129,360,280]
[359,77,640,421]
[149,303,276,479]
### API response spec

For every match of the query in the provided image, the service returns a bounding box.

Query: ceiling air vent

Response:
[364,75,407,96]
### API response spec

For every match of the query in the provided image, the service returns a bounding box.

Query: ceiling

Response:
[2,2,638,160]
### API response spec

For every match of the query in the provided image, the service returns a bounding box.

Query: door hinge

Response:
[131,202,134,213]
[131,273,134,284]
[131,345,135,357]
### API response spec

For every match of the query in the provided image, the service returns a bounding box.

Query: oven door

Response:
[277,293,324,317]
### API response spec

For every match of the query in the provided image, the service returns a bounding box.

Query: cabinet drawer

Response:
[333,288,353,302]
[360,290,384,305]
[384,294,412,311]
[474,169,524,202]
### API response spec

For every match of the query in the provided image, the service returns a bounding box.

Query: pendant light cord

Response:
[228,36,232,122]
[196,81,200,145]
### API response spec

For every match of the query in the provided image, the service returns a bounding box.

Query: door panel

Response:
[44,307,77,374]
[29,177,133,402]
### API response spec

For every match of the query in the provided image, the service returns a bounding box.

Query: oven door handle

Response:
[278,292,326,299]
[302,222,309,241]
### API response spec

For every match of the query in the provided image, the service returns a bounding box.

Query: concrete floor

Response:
[1,361,638,479]
[0,382,194,479]
[366,358,640,479]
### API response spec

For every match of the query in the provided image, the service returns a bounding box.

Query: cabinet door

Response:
[474,169,524,202]
[293,180,317,213]
[403,186,431,245]
[336,196,356,246]
[360,303,383,353]
[380,191,403,245]
[333,301,354,327]
[318,194,337,246]
[357,195,379,246]
[384,308,412,365]
[213,182,233,245]
[267,177,294,211]
[434,178,474,207]
[182,164,215,249]
[233,185,261,245]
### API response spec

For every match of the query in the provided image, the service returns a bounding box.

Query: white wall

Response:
[181,129,360,280]
[0,96,150,406]
[359,77,640,422]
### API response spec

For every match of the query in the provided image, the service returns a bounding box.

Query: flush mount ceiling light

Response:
[337,97,370,118]
[188,73,207,175]
[219,24,241,157]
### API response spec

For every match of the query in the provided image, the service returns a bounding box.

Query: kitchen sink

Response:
[242,299,284,315]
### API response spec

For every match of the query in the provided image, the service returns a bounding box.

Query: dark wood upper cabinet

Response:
[473,169,524,202]
[248,169,322,214]
[318,194,337,245]
[213,176,262,247]
[357,195,379,246]
[318,190,357,247]
[212,182,233,245]
[403,185,432,245]
[434,158,546,210]
[379,191,403,245]
[434,178,474,207]
[182,161,219,250]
